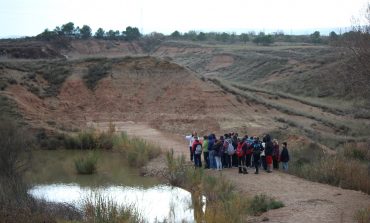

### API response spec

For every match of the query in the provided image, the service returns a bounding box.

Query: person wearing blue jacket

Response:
[207,134,216,169]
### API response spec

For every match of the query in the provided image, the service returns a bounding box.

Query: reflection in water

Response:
[29,184,194,223]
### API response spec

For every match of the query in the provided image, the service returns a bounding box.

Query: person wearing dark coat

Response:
[252,137,263,174]
[272,139,280,169]
[264,134,274,173]
[280,142,290,171]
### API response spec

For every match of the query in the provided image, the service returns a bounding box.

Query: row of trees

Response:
[37,22,141,41]
[36,21,367,47]
[171,30,330,45]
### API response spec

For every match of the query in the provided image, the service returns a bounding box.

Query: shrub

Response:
[249,194,284,215]
[77,131,98,150]
[83,192,143,223]
[39,62,71,97]
[74,152,98,174]
[355,207,370,223]
[0,118,32,178]
[114,132,161,168]
[165,150,187,186]
[289,143,370,194]
[84,61,112,90]
[343,143,370,161]
[0,119,80,223]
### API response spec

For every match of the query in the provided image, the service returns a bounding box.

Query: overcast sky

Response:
[0,0,368,37]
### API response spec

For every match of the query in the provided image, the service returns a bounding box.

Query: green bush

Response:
[84,61,112,90]
[78,131,98,150]
[114,133,161,168]
[74,152,98,174]
[249,194,284,215]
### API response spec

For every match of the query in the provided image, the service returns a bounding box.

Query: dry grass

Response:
[289,142,370,194]
[355,206,370,223]
[113,132,162,168]
[83,192,143,223]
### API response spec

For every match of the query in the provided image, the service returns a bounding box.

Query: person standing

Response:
[280,142,290,171]
[185,131,197,162]
[202,135,209,169]
[235,139,245,173]
[192,136,203,168]
[252,137,263,174]
[208,134,216,169]
[214,136,224,171]
[272,139,280,169]
[264,134,274,173]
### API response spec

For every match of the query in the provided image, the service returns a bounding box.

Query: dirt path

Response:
[94,121,370,223]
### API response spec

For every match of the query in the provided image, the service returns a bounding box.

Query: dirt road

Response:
[95,121,369,223]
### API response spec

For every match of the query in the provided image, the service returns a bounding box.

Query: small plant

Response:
[343,143,370,161]
[74,151,98,174]
[249,194,284,215]
[165,149,187,186]
[78,131,98,150]
[83,192,143,223]
[114,132,161,168]
[354,207,370,223]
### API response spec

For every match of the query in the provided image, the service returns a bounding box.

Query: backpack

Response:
[195,144,202,154]
[236,142,245,158]
[253,142,262,155]
[224,139,235,155]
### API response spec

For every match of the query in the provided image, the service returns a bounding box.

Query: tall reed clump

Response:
[288,142,370,194]
[74,151,99,175]
[354,206,370,223]
[64,124,161,168]
[0,118,82,222]
[164,149,187,186]
[113,132,161,168]
[164,149,284,222]
[83,192,144,223]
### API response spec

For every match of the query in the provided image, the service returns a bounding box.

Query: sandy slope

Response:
[95,121,370,223]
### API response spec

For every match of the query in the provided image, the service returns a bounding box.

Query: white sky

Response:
[0,0,368,37]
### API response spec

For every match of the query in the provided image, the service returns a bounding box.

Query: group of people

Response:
[185,132,290,174]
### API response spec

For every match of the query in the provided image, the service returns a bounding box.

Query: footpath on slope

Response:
[94,121,370,223]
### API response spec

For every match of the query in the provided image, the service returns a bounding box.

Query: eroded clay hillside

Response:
[0,56,278,135]
[0,39,369,150]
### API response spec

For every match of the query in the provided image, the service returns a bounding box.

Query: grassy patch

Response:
[74,151,98,175]
[113,132,162,168]
[83,192,143,223]
[354,207,370,223]
[249,194,284,216]
[289,142,370,194]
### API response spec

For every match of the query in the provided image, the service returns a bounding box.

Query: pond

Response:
[26,150,198,222]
